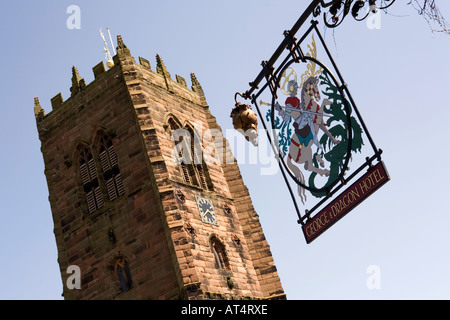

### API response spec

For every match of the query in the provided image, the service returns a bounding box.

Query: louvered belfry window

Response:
[186,126,213,191]
[99,135,124,201]
[169,118,214,191]
[79,148,104,214]
[186,127,209,190]
[169,118,196,185]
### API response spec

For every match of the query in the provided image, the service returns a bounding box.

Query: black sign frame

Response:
[235,18,388,242]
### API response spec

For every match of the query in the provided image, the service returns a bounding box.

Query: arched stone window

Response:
[210,235,230,270]
[185,125,213,191]
[169,118,196,185]
[168,118,214,191]
[78,146,103,214]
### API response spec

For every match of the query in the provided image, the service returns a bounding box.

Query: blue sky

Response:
[0,1,449,300]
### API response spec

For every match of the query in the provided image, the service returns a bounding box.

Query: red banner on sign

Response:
[302,161,390,244]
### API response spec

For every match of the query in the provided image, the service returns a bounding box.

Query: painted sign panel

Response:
[302,161,390,244]
[265,35,362,206]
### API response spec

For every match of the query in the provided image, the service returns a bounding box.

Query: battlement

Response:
[34,34,207,122]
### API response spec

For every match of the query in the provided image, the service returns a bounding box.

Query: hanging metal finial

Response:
[100,28,114,68]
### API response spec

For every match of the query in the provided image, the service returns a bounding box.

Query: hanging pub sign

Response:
[232,1,391,244]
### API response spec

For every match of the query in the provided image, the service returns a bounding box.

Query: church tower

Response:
[34,35,285,300]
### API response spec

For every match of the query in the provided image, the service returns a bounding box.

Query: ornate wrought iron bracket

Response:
[240,0,396,101]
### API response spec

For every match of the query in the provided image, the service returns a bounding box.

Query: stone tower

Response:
[34,35,285,300]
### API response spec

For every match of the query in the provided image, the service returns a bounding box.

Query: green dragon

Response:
[308,70,364,198]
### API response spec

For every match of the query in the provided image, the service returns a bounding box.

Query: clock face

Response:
[195,196,218,226]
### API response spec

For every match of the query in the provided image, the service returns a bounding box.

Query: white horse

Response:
[275,77,340,203]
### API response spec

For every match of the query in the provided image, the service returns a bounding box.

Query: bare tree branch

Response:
[408,0,450,35]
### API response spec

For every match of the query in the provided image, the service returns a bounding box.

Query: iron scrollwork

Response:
[314,0,396,28]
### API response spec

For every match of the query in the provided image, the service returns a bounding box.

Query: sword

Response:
[295,108,331,118]
[261,100,331,118]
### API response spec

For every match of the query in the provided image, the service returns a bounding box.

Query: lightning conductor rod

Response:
[100,28,111,59]
[107,27,116,55]
[243,0,322,99]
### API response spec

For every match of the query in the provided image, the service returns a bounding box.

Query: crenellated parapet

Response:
[34,34,208,123]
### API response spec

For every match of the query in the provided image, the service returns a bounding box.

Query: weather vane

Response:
[100,27,116,68]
